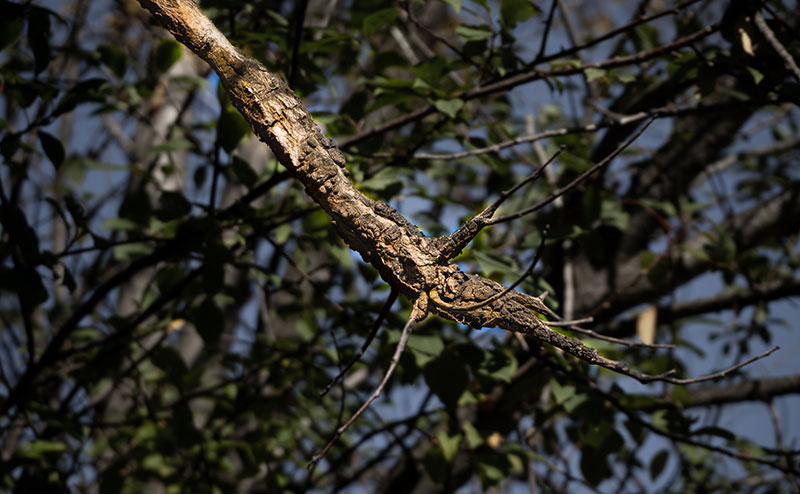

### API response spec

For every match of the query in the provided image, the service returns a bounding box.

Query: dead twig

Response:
[488,116,656,225]
[308,298,426,469]
[320,288,399,397]
[754,11,800,82]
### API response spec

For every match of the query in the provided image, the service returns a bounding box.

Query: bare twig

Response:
[339,22,718,148]
[308,299,426,468]
[437,148,563,259]
[287,0,309,87]
[488,116,656,225]
[530,0,704,67]
[579,366,799,474]
[402,4,479,72]
[545,317,594,327]
[613,345,780,385]
[320,288,399,397]
[562,325,675,349]
[264,237,345,313]
[397,105,680,162]
[535,0,560,62]
[527,114,576,320]
[754,11,800,82]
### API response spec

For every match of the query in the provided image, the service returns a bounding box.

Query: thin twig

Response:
[264,237,345,313]
[544,317,594,327]
[571,362,799,475]
[437,148,562,259]
[754,11,800,82]
[287,0,309,88]
[483,149,565,217]
[535,0,559,62]
[488,116,656,225]
[659,346,779,385]
[320,288,399,397]
[528,114,576,320]
[393,105,680,161]
[531,0,704,67]
[308,300,425,468]
[562,325,675,349]
[339,22,718,148]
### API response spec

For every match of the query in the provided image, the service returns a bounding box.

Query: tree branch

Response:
[130,0,779,407]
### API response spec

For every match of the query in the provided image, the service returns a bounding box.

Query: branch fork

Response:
[134,0,781,465]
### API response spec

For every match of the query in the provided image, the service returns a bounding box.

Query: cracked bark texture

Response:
[136,0,628,374]
[128,2,800,492]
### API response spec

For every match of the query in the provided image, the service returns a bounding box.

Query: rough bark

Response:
[135,0,634,376]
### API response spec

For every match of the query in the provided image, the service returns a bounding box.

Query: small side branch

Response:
[597,345,779,385]
[562,324,675,349]
[754,11,800,82]
[488,116,656,226]
[308,298,426,469]
[438,148,563,259]
[320,288,399,397]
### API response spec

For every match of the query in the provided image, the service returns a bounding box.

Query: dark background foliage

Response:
[1,0,799,492]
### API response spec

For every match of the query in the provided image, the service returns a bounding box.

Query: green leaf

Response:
[434,98,464,119]
[113,242,153,261]
[363,8,399,36]
[580,447,613,486]
[405,333,444,366]
[501,0,539,28]
[203,243,226,295]
[28,7,52,74]
[456,25,493,42]
[745,65,763,85]
[423,350,468,409]
[1,204,41,265]
[693,426,735,440]
[38,130,65,170]
[550,378,575,405]
[153,39,182,72]
[477,350,517,382]
[118,189,152,225]
[190,298,225,346]
[150,346,189,380]
[157,191,191,222]
[10,265,49,309]
[584,67,607,82]
[360,168,402,199]
[463,422,484,449]
[423,446,448,484]
[103,217,140,231]
[437,430,462,462]
[476,451,511,487]
[230,156,258,188]
[413,57,447,85]
[442,0,462,13]
[0,16,22,51]
[649,449,669,480]
[473,251,515,280]
[54,78,109,117]
[600,199,629,231]
[218,109,252,153]
[98,43,127,78]
[20,439,67,459]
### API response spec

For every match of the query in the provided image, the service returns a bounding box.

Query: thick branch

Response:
[132,0,777,391]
